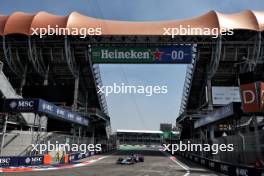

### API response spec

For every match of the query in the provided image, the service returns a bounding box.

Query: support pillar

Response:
[19,65,27,96]
[72,72,79,111]
[253,115,261,158]
[0,61,3,71]
[43,66,49,86]
[207,79,213,111]
[209,125,215,140]
[0,115,8,155]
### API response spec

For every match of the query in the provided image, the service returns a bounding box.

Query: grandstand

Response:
[0,14,111,155]
[176,12,264,166]
[0,10,263,169]
[116,129,179,146]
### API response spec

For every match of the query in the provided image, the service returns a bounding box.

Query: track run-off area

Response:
[4,146,221,176]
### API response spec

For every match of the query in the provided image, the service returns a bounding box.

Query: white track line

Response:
[162,151,190,176]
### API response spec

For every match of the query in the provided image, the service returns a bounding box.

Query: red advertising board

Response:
[261,82,264,112]
[240,83,259,112]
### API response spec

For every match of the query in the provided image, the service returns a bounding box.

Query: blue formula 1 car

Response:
[116,157,135,165]
[116,154,144,165]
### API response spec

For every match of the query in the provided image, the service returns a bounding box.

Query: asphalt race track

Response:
[5,148,222,176]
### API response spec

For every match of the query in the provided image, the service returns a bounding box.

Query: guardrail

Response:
[175,151,264,176]
[179,47,197,115]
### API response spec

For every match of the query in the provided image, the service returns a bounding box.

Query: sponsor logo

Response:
[25,157,42,164]
[92,46,192,64]
[0,158,10,164]
[220,164,229,172]
[78,154,82,159]
[240,83,259,112]
[9,100,34,109]
[236,168,248,176]
[209,161,215,168]
[9,101,17,109]
[31,157,42,163]
[25,157,31,164]
[69,155,75,161]
[242,90,256,104]
[101,49,151,60]
[41,103,54,112]
[261,83,264,111]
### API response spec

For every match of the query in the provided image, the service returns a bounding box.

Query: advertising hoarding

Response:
[261,82,264,112]
[212,86,241,105]
[194,102,241,128]
[0,156,43,167]
[240,83,259,113]
[1,99,88,126]
[2,99,38,113]
[38,99,89,126]
[91,45,193,64]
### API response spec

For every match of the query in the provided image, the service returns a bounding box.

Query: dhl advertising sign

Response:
[240,82,264,113]
[240,83,259,112]
[261,82,264,112]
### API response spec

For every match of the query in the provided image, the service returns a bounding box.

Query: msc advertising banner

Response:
[2,99,39,113]
[38,99,89,126]
[91,45,193,64]
[0,156,43,167]
[1,99,88,126]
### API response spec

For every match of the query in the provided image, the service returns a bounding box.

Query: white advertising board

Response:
[212,86,241,105]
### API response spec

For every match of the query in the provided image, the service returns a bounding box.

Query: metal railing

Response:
[93,64,109,115]
[179,47,197,115]
[183,130,264,166]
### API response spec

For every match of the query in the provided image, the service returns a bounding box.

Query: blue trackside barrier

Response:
[174,151,264,176]
[0,145,117,166]
[69,151,97,163]
[68,145,117,163]
[0,156,44,167]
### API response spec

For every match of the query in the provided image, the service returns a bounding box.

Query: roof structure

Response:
[0,10,264,36]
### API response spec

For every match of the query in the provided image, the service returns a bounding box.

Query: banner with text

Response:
[91,45,193,64]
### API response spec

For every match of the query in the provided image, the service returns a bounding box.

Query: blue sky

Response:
[1,0,263,131]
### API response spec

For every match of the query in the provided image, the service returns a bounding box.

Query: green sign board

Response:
[91,46,193,64]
